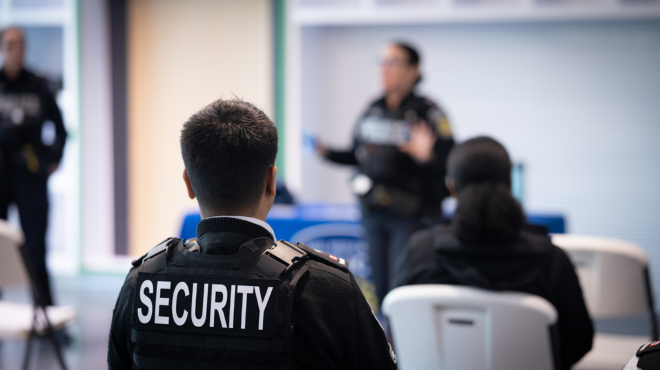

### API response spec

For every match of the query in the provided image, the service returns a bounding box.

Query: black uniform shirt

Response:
[324,92,454,217]
[0,68,67,175]
[395,224,594,370]
[108,217,398,370]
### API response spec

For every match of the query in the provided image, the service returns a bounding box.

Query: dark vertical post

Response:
[273,0,286,177]
[644,267,659,340]
[109,0,128,255]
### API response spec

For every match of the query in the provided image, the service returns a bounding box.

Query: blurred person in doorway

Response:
[317,42,454,308]
[0,27,67,307]
[394,137,593,369]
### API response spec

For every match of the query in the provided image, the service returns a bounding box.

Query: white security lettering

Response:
[136,278,275,332]
[172,282,189,326]
[138,280,154,324]
[237,285,254,329]
[254,286,273,331]
[229,285,236,329]
[191,283,208,327]
[210,284,228,328]
[155,281,171,325]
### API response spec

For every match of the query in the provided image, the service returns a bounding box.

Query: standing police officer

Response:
[0,27,67,307]
[107,99,397,369]
[317,42,454,307]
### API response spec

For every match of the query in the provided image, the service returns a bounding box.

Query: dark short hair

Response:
[180,99,278,211]
[447,136,512,191]
[0,26,25,47]
[392,41,422,85]
[393,41,420,66]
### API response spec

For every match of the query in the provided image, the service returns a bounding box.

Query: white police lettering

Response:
[358,117,411,146]
[137,278,273,331]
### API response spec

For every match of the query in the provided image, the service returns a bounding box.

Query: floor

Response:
[0,275,125,370]
[0,275,656,370]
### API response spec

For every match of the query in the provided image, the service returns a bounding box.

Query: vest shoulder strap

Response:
[252,240,308,279]
[130,237,181,273]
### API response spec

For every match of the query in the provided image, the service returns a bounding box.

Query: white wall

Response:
[127,0,274,256]
[80,0,119,270]
[300,21,660,297]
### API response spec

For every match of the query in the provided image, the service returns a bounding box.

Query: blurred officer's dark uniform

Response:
[324,92,454,306]
[0,27,67,306]
[623,341,660,370]
[108,99,397,370]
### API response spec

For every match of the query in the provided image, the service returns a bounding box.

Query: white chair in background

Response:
[0,220,76,370]
[383,285,559,370]
[551,234,657,370]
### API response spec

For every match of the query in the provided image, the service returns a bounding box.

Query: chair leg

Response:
[41,307,68,370]
[22,311,37,370]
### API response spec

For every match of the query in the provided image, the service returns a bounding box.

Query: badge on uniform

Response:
[436,116,452,139]
[132,272,279,338]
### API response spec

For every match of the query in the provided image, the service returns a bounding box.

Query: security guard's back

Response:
[107,99,397,370]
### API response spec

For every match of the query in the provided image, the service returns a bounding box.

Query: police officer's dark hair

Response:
[447,136,524,245]
[180,99,278,212]
[0,26,25,46]
[393,41,422,85]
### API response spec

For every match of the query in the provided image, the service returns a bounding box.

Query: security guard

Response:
[623,341,660,370]
[0,27,67,307]
[107,99,397,369]
[317,42,454,307]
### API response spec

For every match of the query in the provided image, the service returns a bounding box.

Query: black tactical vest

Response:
[127,237,343,370]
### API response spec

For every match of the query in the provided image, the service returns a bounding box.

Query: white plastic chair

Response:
[383,285,559,370]
[0,220,76,370]
[551,234,656,370]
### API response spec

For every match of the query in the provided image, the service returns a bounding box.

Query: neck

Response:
[200,206,270,223]
[385,87,412,110]
[2,66,22,80]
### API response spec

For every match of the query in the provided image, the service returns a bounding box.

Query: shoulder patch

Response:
[638,341,660,356]
[294,242,349,271]
[436,116,452,139]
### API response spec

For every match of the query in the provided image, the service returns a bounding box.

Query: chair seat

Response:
[572,333,649,370]
[0,301,77,340]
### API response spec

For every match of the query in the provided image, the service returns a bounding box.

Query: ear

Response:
[183,169,196,200]
[446,178,457,198]
[266,166,278,197]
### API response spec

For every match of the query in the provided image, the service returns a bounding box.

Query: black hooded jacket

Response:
[395,224,594,370]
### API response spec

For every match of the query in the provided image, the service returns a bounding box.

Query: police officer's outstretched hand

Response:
[398,120,437,164]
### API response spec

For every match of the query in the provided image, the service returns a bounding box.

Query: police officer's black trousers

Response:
[363,212,421,309]
[0,169,54,307]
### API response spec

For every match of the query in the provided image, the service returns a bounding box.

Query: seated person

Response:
[107,99,397,369]
[394,136,593,370]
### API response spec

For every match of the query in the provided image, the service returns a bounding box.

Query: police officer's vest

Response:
[128,237,349,370]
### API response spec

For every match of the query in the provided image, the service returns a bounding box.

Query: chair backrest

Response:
[551,234,650,318]
[383,285,558,370]
[0,220,29,288]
